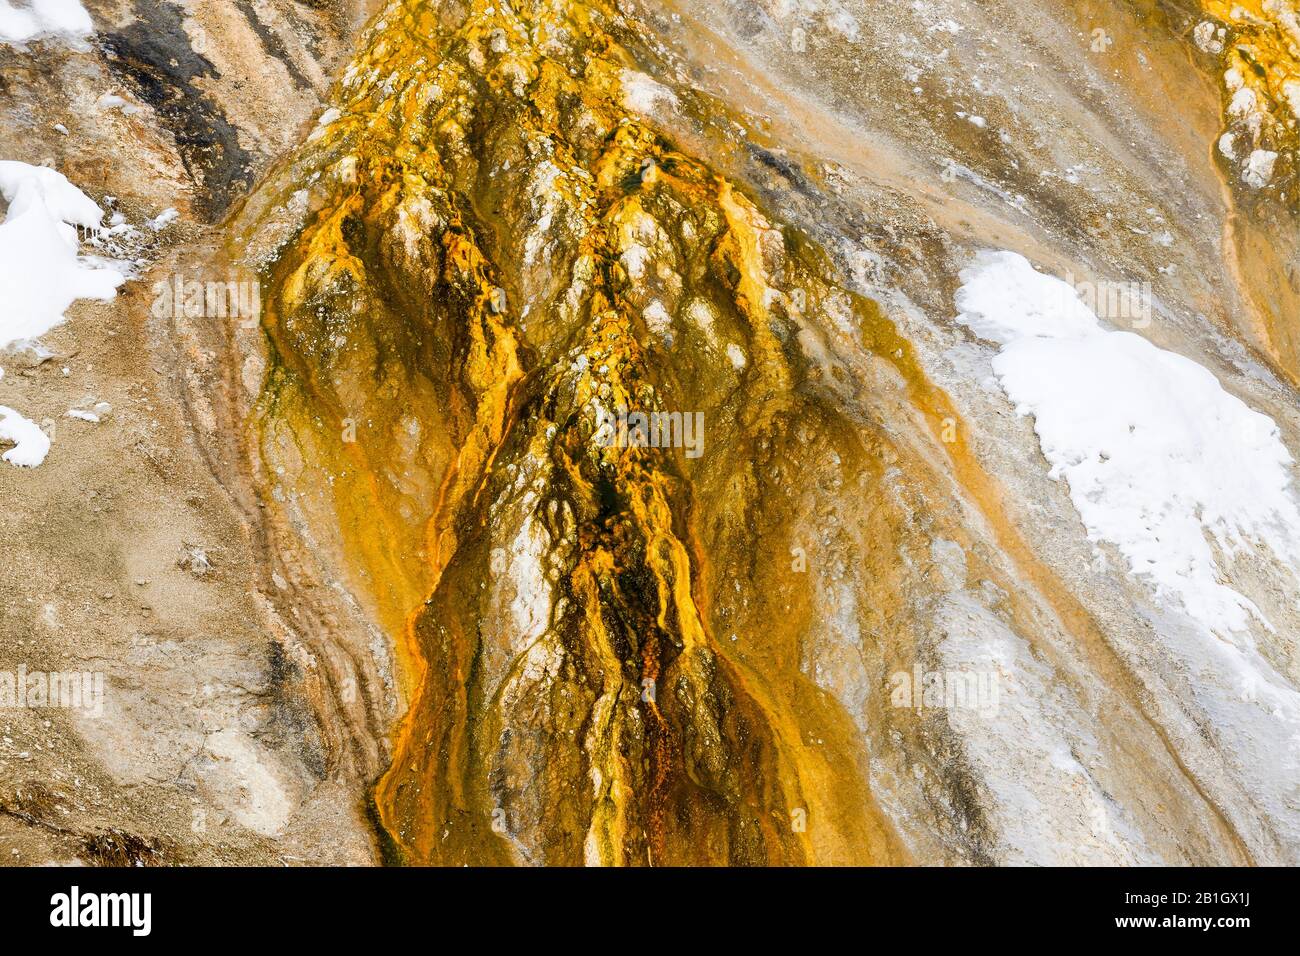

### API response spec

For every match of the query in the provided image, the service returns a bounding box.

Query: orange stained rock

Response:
[245,0,1242,866]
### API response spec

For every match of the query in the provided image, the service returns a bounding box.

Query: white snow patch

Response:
[0,160,123,347]
[0,161,124,467]
[0,0,92,46]
[956,250,1300,635]
[0,405,49,466]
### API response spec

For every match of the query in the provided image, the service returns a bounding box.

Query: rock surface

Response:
[2,0,1299,865]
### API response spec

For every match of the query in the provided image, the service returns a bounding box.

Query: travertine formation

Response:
[242,0,920,864]
[3,0,1299,866]
[231,0,1300,864]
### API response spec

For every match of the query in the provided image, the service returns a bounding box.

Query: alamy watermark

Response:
[593,405,705,459]
[889,663,1000,718]
[50,886,150,936]
[1061,271,1152,329]
[151,272,261,327]
[0,666,105,717]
